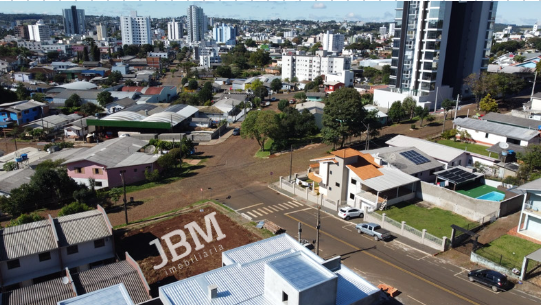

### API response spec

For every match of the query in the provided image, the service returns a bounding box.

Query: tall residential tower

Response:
[62,5,86,35]
[187,5,206,43]
[167,19,183,40]
[120,11,151,45]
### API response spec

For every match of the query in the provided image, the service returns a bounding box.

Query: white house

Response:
[518,178,541,242]
[454,117,540,147]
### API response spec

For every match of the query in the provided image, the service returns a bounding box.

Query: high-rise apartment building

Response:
[14,25,29,40]
[187,5,206,43]
[281,51,351,82]
[120,11,151,45]
[28,20,51,42]
[213,23,236,45]
[167,19,183,40]
[322,31,345,53]
[388,23,396,38]
[379,26,387,37]
[62,5,86,35]
[389,1,497,100]
[96,23,107,41]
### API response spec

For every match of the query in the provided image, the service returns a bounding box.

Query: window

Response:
[335,182,340,187]
[94,168,100,174]
[458,160,462,166]
[330,171,332,175]
[350,193,354,200]
[282,291,289,302]
[485,133,489,138]
[75,167,82,174]
[351,178,357,185]
[95,181,103,187]
[329,187,332,191]
[94,239,105,248]
[7,259,20,269]
[67,245,78,255]
[39,252,51,262]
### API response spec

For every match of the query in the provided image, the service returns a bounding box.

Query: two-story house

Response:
[0,100,47,128]
[0,206,114,289]
[517,178,541,242]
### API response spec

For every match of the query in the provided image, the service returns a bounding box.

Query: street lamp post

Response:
[119,170,128,225]
[208,187,212,200]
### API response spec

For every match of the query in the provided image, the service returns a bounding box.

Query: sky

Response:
[0,1,540,26]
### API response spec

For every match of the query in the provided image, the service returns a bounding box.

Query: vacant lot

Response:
[115,203,263,294]
[376,201,478,239]
[476,235,541,273]
[437,139,491,157]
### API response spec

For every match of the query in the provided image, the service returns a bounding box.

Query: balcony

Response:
[525,203,541,218]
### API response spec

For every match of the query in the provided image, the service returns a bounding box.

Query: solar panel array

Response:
[437,167,479,184]
[399,150,430,165]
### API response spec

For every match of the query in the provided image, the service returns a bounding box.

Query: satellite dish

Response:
[499,142,509,149]
[62,277,69,285]
[144,145,156,154]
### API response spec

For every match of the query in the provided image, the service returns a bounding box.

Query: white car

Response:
[338,207,364,220]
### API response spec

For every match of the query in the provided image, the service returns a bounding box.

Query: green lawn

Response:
[476,235,541,272]
[255,139,274,158]
[456,184,504,199]
[375,202,478,239]
[437,139,491,157]
[124,163,194,193]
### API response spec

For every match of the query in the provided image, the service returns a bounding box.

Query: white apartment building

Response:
[167,19,183,40]
[199,47,221,68]
[120,11,151,45]
[281,51,352,82]
[28,20,51,42]
[379,26,387,37]
[96,23,107,41]
[322,30,344,53]
[388,23,396,37]
[187,5,206,43]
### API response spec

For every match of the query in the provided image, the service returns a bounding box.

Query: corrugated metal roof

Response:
[482,112,541,129]
[267,253,335,290]
[518,177,541,191]
[58,283,134,305]
[101,111,148,122]
[73,261,150,304]
[0,168,33,195]
[141,112,185,125]
[386,135,466,163]
[360,167,419,192]
[0,220,57,260]
[114,152,159,168]
[1,277,75,305]
[335,267,381,304]
[55,210,111,246]
[454,117,539,141]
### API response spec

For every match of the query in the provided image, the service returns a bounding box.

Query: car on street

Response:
[338,207,364,220]
[356,223,392,241]
[270,97,277,102]
[468,269,509,292]
[232,128,241,136]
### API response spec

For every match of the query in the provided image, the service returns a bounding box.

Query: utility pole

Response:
[316,195,321,256]
[365,123,370,151]
[298,222,302,243]
[454,94,460,120]
[289,144,293,182]
[120,170,128,225]
[531,70,538,102]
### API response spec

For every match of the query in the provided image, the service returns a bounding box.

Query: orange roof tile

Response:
[330,148,381,167]
[309,163,320,168]
[310,155,337,162]
[308,172,322,183]
[347,163,383,180]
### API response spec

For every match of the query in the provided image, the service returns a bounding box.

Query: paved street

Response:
[219,184,541,305]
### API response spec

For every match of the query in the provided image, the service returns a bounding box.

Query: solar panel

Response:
[399,150,430,165]
[437,167,479,184]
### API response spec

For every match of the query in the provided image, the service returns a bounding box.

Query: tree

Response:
[53,74,66,84]
[35,72,46,82]
[387,101,405,123]
[65,94,82,108]
[3,161,17,171]
[58,202,92,216]
[124,79,135,86]
[108,188,122,203]
[294,92,307,101]
[464,72,498,109]
[253,85,269,100]
[517,145,541,182]
[458,129,472,143]
[7,213,45,227]
[91,45,100,61]
[271,78,282,92]
[15,83,29,100]
[32,93,46,102]
[414,106,429,127]
[188,79,199,90]
[241,110,278,151]
[181,77,189,86]
[171,68,177,77]
[80,102,102,116]
[157,153,176,170]
[83,46,90,61]
[97,91,113,107]
[249,79,264,91]
[514,55,525,63]
[479,94,498,113]
[401,96,416,119]
[108,71,122,84]
[198,87,213,105]
[278,99,289,111]
[253,97,262,108]
[322,88,374,149]
[216,66,232,78]
[313,75,324,86]
[291,76,298,83]
[244,39,257,47]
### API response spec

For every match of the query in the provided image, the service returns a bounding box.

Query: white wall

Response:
[1,249,62,286]
[60,238,114,269]
[457,126,506,146]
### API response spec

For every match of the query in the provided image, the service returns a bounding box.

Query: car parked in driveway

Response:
[270,97,277,102]
[468,269,508,292]
[232,128,240,136]
[338,207,364,220]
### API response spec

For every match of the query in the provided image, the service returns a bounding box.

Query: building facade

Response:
[187,5,206,43]
[120,11,151,45]
[96,23,107,41]
[281,51,351,82]
[213,23,236,45]
[167,19,183,40]
[62,5,86,35]
[322,30,345,53]
[28,20,51,42]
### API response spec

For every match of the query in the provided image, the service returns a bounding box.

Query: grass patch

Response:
[124,163,195,194]
[375,201,478,239]
[248,221,275,238]
[476,235,541,272]
[255,139,274,158]
[456,184,504,199]
[437,139,490,157]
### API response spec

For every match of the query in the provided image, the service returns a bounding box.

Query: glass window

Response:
[7,259,20,269]
[39,252,51,262]
[350,193,355,200]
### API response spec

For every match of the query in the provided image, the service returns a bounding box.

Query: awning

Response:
[308,172,322,183]
[361,167,419,192]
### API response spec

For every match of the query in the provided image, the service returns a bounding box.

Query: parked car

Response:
[264,101,271,106]
[289,99,296,104]
[355,223,392,241]
[338,207,364,220]
[232,128,240,136]
[270,97,277,102]
[467,269,509,292]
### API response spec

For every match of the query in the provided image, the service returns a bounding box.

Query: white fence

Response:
[278,176,339,212]
[364,211,447,251]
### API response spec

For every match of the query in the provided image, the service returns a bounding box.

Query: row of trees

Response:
[464,72,526,107]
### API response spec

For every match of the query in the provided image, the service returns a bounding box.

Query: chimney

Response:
[208,284,218,300]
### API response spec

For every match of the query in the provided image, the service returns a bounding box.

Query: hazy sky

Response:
[1,1,539,26]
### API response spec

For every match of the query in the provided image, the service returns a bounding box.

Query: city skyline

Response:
[1,1,540,26]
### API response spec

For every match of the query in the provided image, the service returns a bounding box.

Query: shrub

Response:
[3,161,17,172]
[7,213,45,227]
[441,129,458,140]
[157,153,176,170]
[58,202,92,216]
[410,124,416,129]
[145,169,160,182]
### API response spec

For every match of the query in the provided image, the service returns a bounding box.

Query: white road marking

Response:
[407,295,428,305]
[282,202,296,208]
[342,225,353,232]
[291,201,304,207]
[236,203,263,211]
[261,207,274,214]
[245,211,257,218]
[284,208,312,215]
[251,210,263,216]
[278,203,291,209]
[267,206,280,212]
[272,205,284,211]
[255,208,268,215]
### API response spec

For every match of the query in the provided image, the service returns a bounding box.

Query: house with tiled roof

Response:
[0,206,114,289]
[309,148,419,211]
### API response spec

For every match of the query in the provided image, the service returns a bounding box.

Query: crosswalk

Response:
[242,201,304,218]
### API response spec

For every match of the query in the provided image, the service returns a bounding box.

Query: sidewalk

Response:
[197,128,235,146]
[269,182,440,255]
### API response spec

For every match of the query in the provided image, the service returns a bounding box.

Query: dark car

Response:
[232,128,241,136]
[468,269,508,292]
[270,97,277,102]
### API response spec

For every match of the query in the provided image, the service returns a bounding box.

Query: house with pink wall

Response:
[62,137,159,189]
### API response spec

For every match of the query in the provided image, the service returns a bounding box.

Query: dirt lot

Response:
[115,203,262,295]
